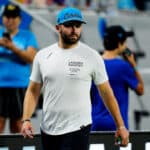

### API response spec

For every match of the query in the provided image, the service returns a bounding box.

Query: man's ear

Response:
[55,25,59,31]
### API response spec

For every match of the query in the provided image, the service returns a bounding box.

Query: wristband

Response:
[21,119,31,123]
[133,66,138,71]
[117,126,125,130]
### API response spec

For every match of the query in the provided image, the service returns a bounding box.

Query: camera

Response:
[2,32,11,40]
[122,48,132,56]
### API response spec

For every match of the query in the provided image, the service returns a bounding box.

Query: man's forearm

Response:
[22,82,41,120]
[22,89,38,120]
[98,82,125,128]
[10,45,37,63]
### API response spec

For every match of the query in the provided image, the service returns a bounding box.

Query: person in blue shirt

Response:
[91,25,144,131]
[0,4,38,133]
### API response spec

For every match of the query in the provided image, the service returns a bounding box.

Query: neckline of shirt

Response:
[57,41,81,53]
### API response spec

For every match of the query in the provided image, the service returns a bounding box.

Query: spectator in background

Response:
[0,4,38,133]
[91,25,144,131]
[15,0,26,3]
[32,0,47,8]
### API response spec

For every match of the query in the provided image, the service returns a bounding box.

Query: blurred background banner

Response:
[117,0,136,10]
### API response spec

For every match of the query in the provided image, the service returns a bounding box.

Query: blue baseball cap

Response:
[56,7,86,25]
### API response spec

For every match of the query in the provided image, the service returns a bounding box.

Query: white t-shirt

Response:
[30,41,108,135]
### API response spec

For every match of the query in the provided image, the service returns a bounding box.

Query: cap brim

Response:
[126,31,134,37]
[59,18,86,25]
[2,11,20,17]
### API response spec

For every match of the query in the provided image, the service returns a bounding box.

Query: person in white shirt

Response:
[21,7,129,150]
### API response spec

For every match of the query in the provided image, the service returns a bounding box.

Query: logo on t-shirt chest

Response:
[67,61,83,76]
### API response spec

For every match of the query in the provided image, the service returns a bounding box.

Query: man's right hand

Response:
[21,120,34,139]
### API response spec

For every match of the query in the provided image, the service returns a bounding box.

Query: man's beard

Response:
[60,31,81,45]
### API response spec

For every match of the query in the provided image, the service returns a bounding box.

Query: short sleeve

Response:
[30,53,42,83]
[122,62,138,90]
[91,51,108,85]
[27,31,39,49]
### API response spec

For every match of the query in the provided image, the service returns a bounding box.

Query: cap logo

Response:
[64,13,82,20]
[118,33,123,38]
[8,5,16,11]
[57,7,86,24]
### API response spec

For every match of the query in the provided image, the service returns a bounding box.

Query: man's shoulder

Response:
[18,29,35,36]
[79,42,100,56]
[109,58,133,70]
[80,41,95,51]
[118,58,131,67]
[36,43,57,57]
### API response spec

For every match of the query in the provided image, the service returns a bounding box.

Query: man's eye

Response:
[63,24,71,27]
[75,24,81,28]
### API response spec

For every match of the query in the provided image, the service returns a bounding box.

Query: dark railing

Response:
[0,131,150,150]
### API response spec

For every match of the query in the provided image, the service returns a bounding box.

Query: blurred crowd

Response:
[15,0,93,9]
[15,0,150,13]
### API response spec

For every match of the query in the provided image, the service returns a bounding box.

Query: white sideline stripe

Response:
[146,142,150,150]
[120,143,132,150]
[140,68,150,74]
[23,146,35,150]
[0,148,9,150]
[89,144,104,150]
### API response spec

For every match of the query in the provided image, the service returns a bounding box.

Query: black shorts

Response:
[0,88,26,119]
[41,124,91,150]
